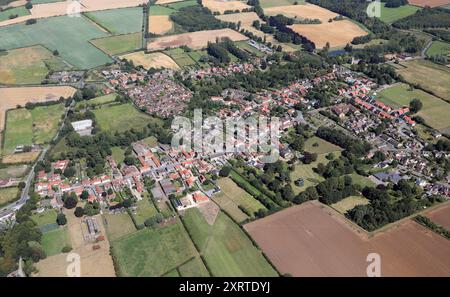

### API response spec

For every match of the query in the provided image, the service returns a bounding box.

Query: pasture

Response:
[84,7,144,35]
[0,45,69,85]
[41,227,70,256]
[147,28,247,51]
[91,32,143,55]
[78,93,117,107]
[0,186,20,206]
[120,51,180,70]
[102,212,136,241]
[331,196,370,214]
[92,103,163,133]
[133,199,158,226]
[182,208,278,276]
[245,200,450,276]
[377,83,450,134]
[395,60,450,101]
[202,0,250,14]
[30,103,65,144]
[163,48,196,67]
[304,136,343,154]
[426,41,450,57]
[378,4,420,23]
[0,164,27,179]
[0,15,112,69]
[178,256,210,277]
[31,209,58,228]
[111,222,197,276]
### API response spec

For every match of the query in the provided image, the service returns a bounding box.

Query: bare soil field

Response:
[35,211,115,277]
[425,203,450,230]
[264,3,338,22]
[120,51,180,69]
[147,28,247,51]
[290,20,367,48]
[245,201,450,276]
[148,15,173,35]
[408,0,450,7]
[0,86,76,131]
[2,151,40,164]
[202,0,251,14]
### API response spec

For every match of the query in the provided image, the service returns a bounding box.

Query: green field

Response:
[0,187,20,206]
[260,0,304,8]
[163,48,197,68]
[396,59,450,101]
[213,177,266,222]
[378,4,420,23]
[182,209,278,276]
[426,41,450,57]
[331,196,370,214]
[133,199,158,226]
[141,136,158,147]
[41,227,70,256]
[234,40,265,57]
[177,256,210,277]
[377,83,450,134]
[111,147,125,164]
[92,103,162,133]
[345,173,376,188]
[0,6,30,22]
[31,209,58,227]
[112,222,197,276]
[166,0,199,10]
[78,93,117,107]
[3,109,33,154]
[149,5,175,15]
[91,32,143,55]
[84,7,144,35]
[187,50,210,67]
[30,104,65,144]
[0,165,27,179]
[0,16,112,69]
[103,213,136,241]
[304,136,343,154]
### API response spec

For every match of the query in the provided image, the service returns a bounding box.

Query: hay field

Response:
[202,0,250,14]
[408,0,450,7]
[120,51,180,70]
[216,11,260,26]
[264,3,338,22]
[147,28,247,51]
[149,15,173,35]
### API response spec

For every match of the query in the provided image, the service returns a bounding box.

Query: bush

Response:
[62,246,72,253]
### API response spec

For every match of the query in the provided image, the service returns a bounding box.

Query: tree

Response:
[219,166,232,177]
[80,190,89,200]
[56,213,67,226]
[63,192,78,209]
[63,167,76,178]
[74,207,84,218]
[409,98,423,114]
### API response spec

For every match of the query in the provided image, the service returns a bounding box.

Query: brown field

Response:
[1,0,26,9]
[0,0,147,27]
[425,203,450,230]
[245,201,450,276]
[35,211,115,277]
[264,3,338,22]
[202,0,251,14]
[290,20,367,48]
[2,152,40,164]
[148,15,173,35]
[147,28,248,51]
[408,0,450,7]
[120,51,180,70]
[0,86,76,131]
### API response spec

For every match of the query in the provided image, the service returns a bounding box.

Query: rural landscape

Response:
[0,0,449,281]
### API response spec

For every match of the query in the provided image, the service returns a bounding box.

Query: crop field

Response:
[213,177,266,222]
[245,200,450,276]
[41,227,70,256]
[112,222,197,276]
[216,11,260,27]
[149,4,175,15]
[0,45,69,85]
[425,203,450,230]
[147,28,247,51]
[91,32,142,55]
[264,3,336,21]
[149,15,173,35]
[0,164,27,179]
[133,199,158,226]
[378,4,421,23]
[331,196,370,214]
[0,186,20,206]
[182,208,278,276]
[202,0,250,14]
[0,6,29,22]
[84,7,143,35]
[377,83,450,134]
[163,48,196,67]
[103,212,136,241]
[395,60,450,101]
[120,51,180,70]
[92,103,163,133]
[304,136,343,154]
[426,41,450,57]
[0,15,112,69]
[259,0,303,8]
[166,0,198,10]
[408,0,450,7]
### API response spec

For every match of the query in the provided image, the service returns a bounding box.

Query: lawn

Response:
[102,212,136,241]
[31,209,58,227]
[3,109,33,155]
[133,199,158,226]
[41,227,70,256]
[331,196,370,214]
[213,177,266,222]
[178,256,210,277]
[304,136,343,154]
[91,32,143,55]
[111,147,125,164]
[377,83,450,134]
[0,187,20,206]
[30,103,65,144]
[378,4,421,23]
[112,222,197,276]
[84,7,144,35]
[345,173,376,188]
[426,41,450,57]
[0,6,30,22]
[182,208,278,277]
[395,59,450,102]
[92,103,163,133]
[0,15,112,69]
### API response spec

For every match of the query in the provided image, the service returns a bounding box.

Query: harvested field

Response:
[264,3,338,22]
[290,20,367,48]
[425,203,450,230]
[2,151,40,164]
[120,51,180,70]
[147,28,247,51]
[202,0,250,14]
[245,201,450,276]
[156,0,184,4]
[216,11,260,26]
[148,15,173,35]
[408,0,450,7]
